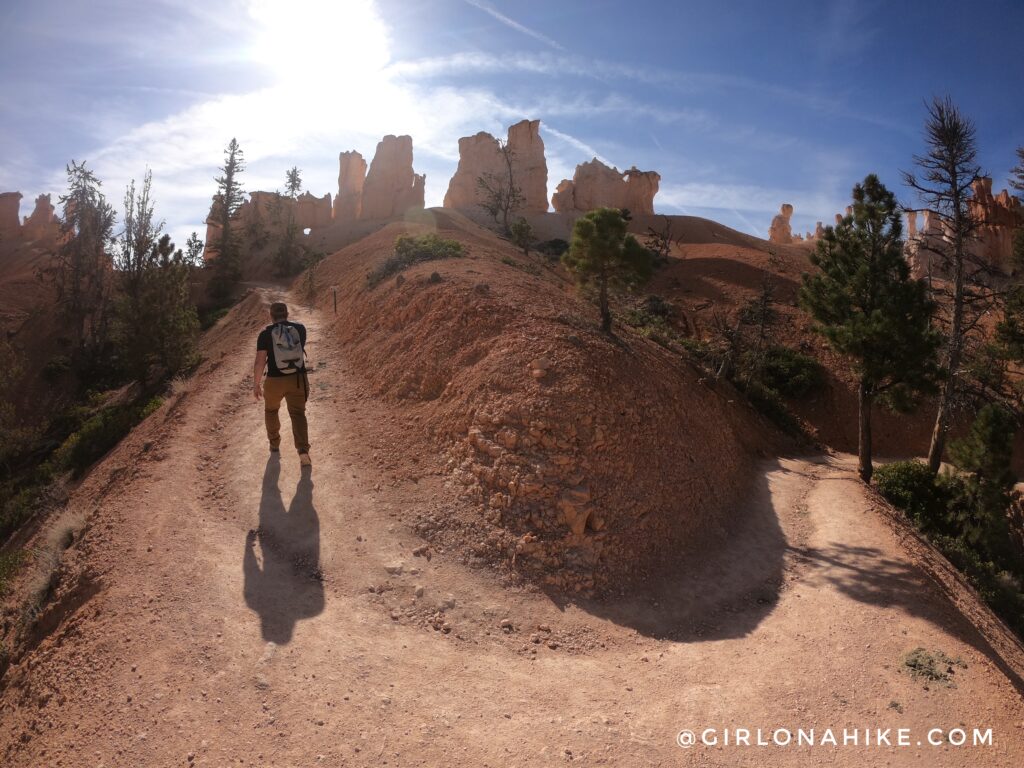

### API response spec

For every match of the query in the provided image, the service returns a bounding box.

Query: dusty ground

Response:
[1,288,1022,767]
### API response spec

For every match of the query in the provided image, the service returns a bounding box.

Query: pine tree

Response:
[902,97,985,475]
[562,207,653,333]
[948,404,1016,556]
[800,175,940,483]
[274,167,304,276]
[51,161,117,375]
[1010,147,1024,193]
[115,170,165,383]
[509,217,534,256]
[146,234,200,376]
[285,166,302,198]
[209,138,245,302]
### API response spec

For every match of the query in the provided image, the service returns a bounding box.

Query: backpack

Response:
[270,322,305,373]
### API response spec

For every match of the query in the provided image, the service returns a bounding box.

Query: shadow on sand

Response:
[549,457,1024,693]
[547,460,787,642]
[243,456,324,643]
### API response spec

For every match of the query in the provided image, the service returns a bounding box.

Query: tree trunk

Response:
[928,219,966,475]
[858,380,873,484]
[599,280,611,333]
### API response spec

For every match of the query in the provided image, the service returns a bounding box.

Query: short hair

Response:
[270,302,288,321]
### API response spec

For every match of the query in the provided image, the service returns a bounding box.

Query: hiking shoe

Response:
[299,452,312,467]
[269,445,280,453]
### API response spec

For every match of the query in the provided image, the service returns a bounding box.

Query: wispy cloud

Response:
[658,181,846,224]
[462,0,565,51]
[541,126,612,167]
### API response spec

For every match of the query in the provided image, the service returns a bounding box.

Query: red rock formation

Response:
[334,151,366,222]
[443,119,548,213]
[550,179,574,213]
[21,193,58,242]
[968,177,1022,272]
[550,159,660,215]
[0,192,22,239]
[768,203,794,244]
[295,192,332,230]
[360,135,424,220]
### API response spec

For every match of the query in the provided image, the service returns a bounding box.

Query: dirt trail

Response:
[2,289,1023,767]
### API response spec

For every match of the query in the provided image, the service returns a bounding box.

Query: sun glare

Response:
[248,0,391,87]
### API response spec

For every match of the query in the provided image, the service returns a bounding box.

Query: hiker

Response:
[253,302,311,466]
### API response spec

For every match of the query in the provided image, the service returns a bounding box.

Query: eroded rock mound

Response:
[295,192,333,230]
[968,177,1022,272]
[444,119,549,213]
[361,135,425,220]
[314,215,771,595]
[22,194,59,242]
[551,160,660,215]
[0,192,23,238]
[334,151,367,222]
[906,178,1023,276]
[768,203,794,244]
[0,191,60,243]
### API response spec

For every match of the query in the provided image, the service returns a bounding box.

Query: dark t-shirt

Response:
[257,321,307,377]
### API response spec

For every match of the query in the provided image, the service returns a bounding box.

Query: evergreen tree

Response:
[1010,146,1024,193]
[115,170,165,383]
[509,217,534,256]
[114,172,200,383]
[183,232,204,267]
[285,166,302,198]
[274,167,304,276]
[562,207,653,333]
[948,404,1016,557]
[902,97,984,475]
[1012,147,1024,277]
[209,138,245,302]
[800,175,940,483]
[51,161,117,375]
[146,234,200,376]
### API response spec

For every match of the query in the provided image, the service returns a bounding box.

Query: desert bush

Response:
[537,239,569,260]
[367,234,465,287]
[877,458,1024,639]
[0,550,24,597]
[734,378,802,435]
[199,306,230,330]
[42,355,72,383]
[623,297,682,349]
[875,461,952,532]
[760,347,825,398]
[53,396,163,477]
[0,488,37,545]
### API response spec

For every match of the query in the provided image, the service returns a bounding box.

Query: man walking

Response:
[253,302,311,466]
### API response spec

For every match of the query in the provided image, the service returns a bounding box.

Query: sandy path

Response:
[1,290,1022,767]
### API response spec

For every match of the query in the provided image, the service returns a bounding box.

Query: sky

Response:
[1,0,1022,248]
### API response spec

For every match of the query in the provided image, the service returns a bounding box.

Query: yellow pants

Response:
[264,373,309,453]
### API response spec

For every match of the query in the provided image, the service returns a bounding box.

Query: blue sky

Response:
[1,0,1021,248]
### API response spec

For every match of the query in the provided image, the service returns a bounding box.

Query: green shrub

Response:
[735,379,802,435]
[0,488,36,544]
[367,234,465,287]
[537,239,569,259]
[199,307,230,330]
[42,356,72,383]
[875,461,952,532]
[0,550,24,597]
[761,347,825,398]
[53,397,163,477]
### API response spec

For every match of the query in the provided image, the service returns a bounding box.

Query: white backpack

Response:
[270,323,305,373]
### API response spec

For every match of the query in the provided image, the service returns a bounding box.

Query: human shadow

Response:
[243,456,325,643]
[544,460,787,642]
